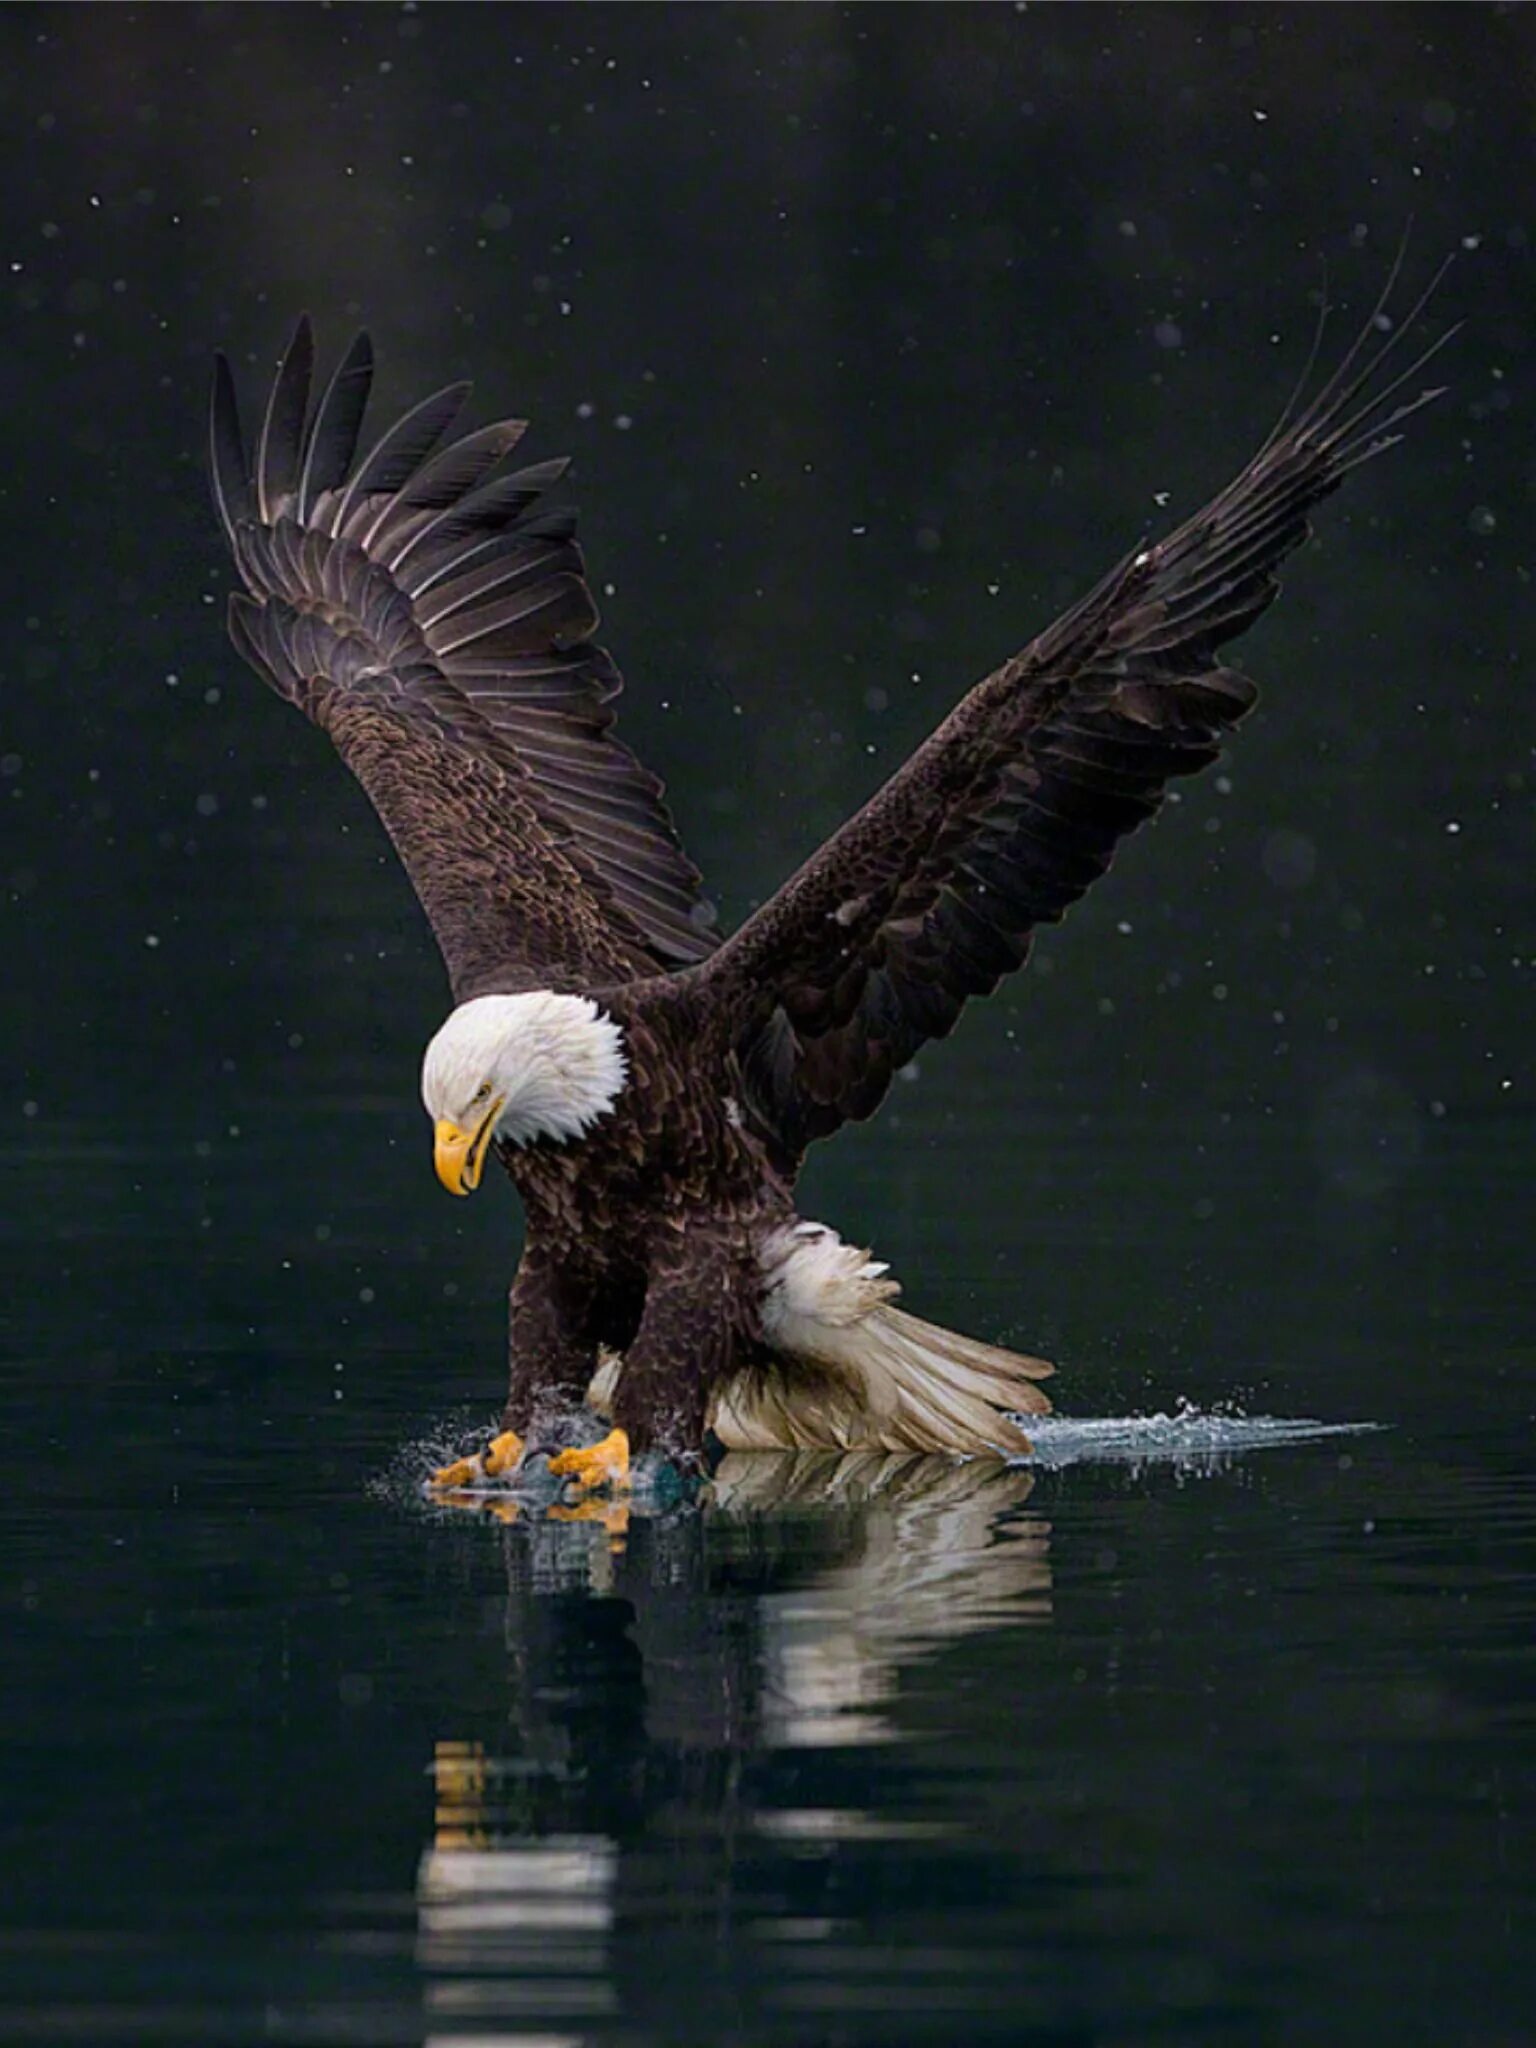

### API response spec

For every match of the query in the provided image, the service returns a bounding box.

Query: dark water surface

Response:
[3,1101,1532,2047]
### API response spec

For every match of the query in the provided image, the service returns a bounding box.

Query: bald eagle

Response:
[210,259,1448,1488]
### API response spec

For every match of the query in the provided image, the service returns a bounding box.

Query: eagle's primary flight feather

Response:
[211,254,1449,1476]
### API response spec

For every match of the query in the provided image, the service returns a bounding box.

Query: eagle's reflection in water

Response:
[417,1453,1050,2043]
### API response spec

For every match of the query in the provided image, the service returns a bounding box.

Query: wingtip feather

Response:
[208,351,251,550]
[256,315,316,524]
[297,328,375,521]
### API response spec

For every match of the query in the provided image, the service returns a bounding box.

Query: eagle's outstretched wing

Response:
[211,321,717,1001]
[707,259,1453,1162]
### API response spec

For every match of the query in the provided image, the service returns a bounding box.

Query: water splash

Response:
[1015,1405,1383,1474]
[372,1413,699,1513]
[375,1403,1383,1510]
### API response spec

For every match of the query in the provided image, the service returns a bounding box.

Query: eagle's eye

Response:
[472,1082,492,1105]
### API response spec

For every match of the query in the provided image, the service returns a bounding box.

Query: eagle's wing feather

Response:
[708,262,1453,1161]
[212,321,717,1000]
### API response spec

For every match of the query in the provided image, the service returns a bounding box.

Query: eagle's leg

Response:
[551,1241,739,1492]
[502,1245,605,1435]
[429,1247,598,1489]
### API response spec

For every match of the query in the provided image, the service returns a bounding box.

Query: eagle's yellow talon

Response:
[430,1456,479,1489]
[547,1427,630,1493]
[429,1428,524,1490]
[481,1429,524,1478]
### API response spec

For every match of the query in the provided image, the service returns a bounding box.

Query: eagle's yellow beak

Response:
[434,1098,504,1197]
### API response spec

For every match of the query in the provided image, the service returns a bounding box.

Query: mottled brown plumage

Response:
[210,257,1449,1462]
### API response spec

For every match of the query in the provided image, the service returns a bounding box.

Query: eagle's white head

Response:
[420,991,628,1195]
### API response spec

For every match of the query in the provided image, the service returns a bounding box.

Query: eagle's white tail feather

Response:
[722,1222,1052,1455]
[712,1300,1051,1455]
[585,1221,1053,1458]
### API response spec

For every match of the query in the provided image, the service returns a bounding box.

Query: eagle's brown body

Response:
[210,258,1447,1461]
[494,984,795,1450]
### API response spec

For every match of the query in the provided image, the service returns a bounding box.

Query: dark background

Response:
[1,10,1532,2045]
[0,5,1529,1416]
[3,3,1530,1423]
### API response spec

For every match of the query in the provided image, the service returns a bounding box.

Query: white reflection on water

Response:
[419,1757,617,2041]
[415,1453,1049,2045]
[410,1419,1377,2041]
[725,1454,1050,1748]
